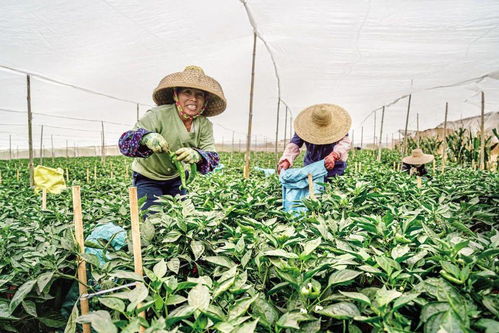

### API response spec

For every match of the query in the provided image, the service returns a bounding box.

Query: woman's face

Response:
[176,88,206,117]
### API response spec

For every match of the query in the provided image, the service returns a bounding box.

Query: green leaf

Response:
[276,312,311,330]
[374,287,402,307]
[165,294,187,306]
[153,259,167,279]
[205,256,236,268]
[328,269,362,287]
[233,319,259,333]
[476,319,499,333]
[392,292,420,310]
[126,283,149,312]
[191,240,205,260]
[213,275,236,299]
[251,296,279,328]
[36,271,54,293]
[22,300,37,317]
[301,237,322,257]
[339,291,371,305]
[391,244,410,261]
[188,284,211,311]
[9,279,36,313]
[63,302,78,333]
[421,302,451,322]
[263,249,299,258]
[228,295,258,321]
[99,297,125,313]
[110,271,144,282]
[315,302,360,319]
[425,311,464,333]
[167,257,180,274]
[77,310,117,333]
[167,305,195,325]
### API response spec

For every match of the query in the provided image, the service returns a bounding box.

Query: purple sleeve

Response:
[118,128,153,158]
[290,132,304,147]
[193,149,220,175]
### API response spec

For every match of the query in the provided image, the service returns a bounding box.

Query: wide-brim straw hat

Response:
[402,149,434,165]
[294,104,352,145]
[152,66,226,117]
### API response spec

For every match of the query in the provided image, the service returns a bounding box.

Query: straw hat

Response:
[294,104,352,145]
[402,149,434,165]
[152,66,226,117]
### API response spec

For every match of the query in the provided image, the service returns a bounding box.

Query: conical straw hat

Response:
[152,66,227,117]
[402,149,434,165]
[294,104,352,145]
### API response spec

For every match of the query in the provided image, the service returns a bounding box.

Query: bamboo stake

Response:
[72,186,91,333]
[16,169,19,181]
[244,32,257,179]
[416,176,422,188]
[65,168,69,183]
[51,135,54,162]
[416,113,420,148]
[479,91,485,170]
[441,102,449,172]
[403,94,412,155]
[360,126,364,149]
[41,188,47,210]
[307,174,316,200]
[283,106,288,151]
[432,159,436,174]
[101,121,106,165]
[274,98,281,165]
[377,106,385,162]
[94,165,97,181]
[27,75,34,186]
[128,187,146,332]
[86,168,90,183]
[136,103,139,122]
[373,109,377,148]
[9,134,12,160]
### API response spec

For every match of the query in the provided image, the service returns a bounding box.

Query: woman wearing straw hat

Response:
[119,66,226,210]
[278,104,352,179]
[401,149,434,177]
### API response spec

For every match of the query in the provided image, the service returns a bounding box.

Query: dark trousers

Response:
[132,172,186,211]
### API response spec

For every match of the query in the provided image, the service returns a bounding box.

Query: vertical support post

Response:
[274,99,281,166]
[9,135,12,160]
[416,113,420,148]
[289,111,293,140]
[136,104,139,122]
[377,106,385,162]
[51,135,54,162]
[231,131,235,152]
[40,125,44,165]
[128,187,146,332]
[360,126,364,149]
[72,186,91,333]
[73,143,76,158]
[244,31,257,179]
[479,91,485,170]
[66,140,69,158]
[101,121,105,165]
[27,75,34,186]
[403,94,412,155]
[441,102,449,172]
[41,189,47,210]
[307,174,316,200]
[283,106,288,150]
[373,110,377,148]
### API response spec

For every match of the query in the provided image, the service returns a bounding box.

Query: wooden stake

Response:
[27,75,34,186]
[9,134,12,160]
[244,31,257,179]
[86,168,90,183]
[41,188,47,210]
[479,91,485,170]
[403,94,412,155]
[72,186,91,333]
[16,169,19,181]
[416,113,420,148]
[94,165,97,180]
[307,174,316,199]
[101,121,106,165]
[432,159,436,174]
[51,135,54,162]
[441,102,449,173]
[377,106,385,162]
[65,168,69,182]
[274,98,281,166]
[416,176,422,188]
[40,125,44,165]
[360,126,364,149]
[283,106,288,151]
[128,187,146,332]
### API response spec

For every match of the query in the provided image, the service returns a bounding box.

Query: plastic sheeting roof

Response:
[1,0,498,150]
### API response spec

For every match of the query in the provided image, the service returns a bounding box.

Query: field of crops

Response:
[0,150,498,333]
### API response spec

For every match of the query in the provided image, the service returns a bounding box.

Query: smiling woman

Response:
[118,66,227,211]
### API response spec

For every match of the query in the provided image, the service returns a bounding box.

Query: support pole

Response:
[51,135,54,161]
[136,104,139,122]
[289,111,293,140]
[274,99,281,165]
[377,106,385,162]
[373,110,377,148]
[66,140,69,158]
[479,91,485,170]
[40,125,44,165]
[360,126,364,149]
[128,187,146,333]
[403,94,412,155]
[72,186,91,333]
[441,102,449,172]
[307,174,316,200]
[231,131,235,153]
[416,113,420,148]
[9,135,12,160]
[41,188,47,210]
[244,32,257,179]
[283,106,288,150]
[101,121,105,165]
[27,75,34,186]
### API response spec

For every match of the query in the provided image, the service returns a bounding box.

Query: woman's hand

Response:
[141,133,169,153]
[324,151,340,170]
[277,160,290,174]
[175,147,201,164]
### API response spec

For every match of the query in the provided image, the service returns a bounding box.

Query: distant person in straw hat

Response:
[401,148,434,177]
[119,66,226,210]
[278,104,352,180]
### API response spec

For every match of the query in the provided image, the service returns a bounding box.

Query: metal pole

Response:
[40,125,44,165]
[360,126,364,149]
[373,110,377,148]
[377,106,385,162]
[231,131,235,152]
[27,75,34,186]
[243,31,257,179]
[101,121,105,164]
[136,104,139,122]
[9,135,12,160]
[289,111,293,140]
[416,113,420,148]
[479,91,485,170]
[66,140,69,158]
[274,99,281,165]
[403,94,412,155]
[441,102,449,172]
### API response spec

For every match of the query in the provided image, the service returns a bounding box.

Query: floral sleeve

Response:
[118,128,153,158]
[193,149,220,175]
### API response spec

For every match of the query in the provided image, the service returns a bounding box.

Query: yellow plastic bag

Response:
[34,165,67,194]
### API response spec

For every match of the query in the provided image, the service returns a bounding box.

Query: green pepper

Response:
[440,270,464,285]
[187,164,197,185]
[169,151,187,189]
